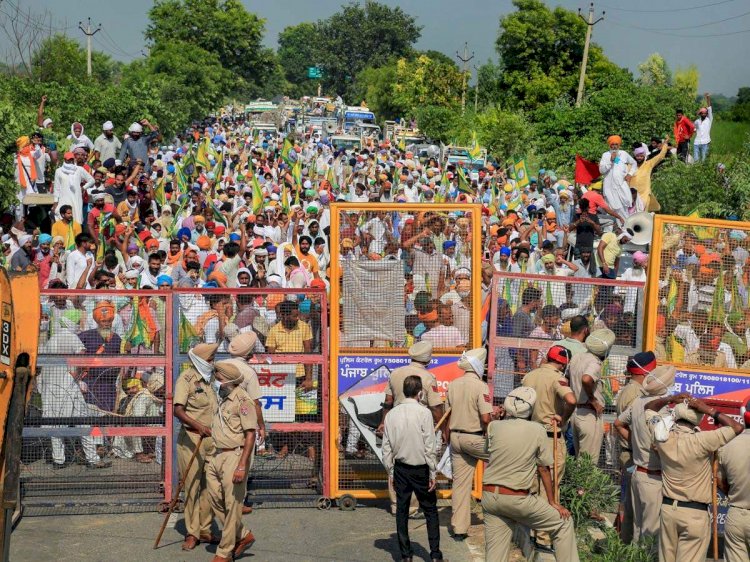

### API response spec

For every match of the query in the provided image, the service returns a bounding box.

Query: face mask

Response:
[458,290,470,298]
[212,380,221,395]
[218,385,232,400]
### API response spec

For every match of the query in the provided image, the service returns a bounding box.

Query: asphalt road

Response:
[9,501,478,561]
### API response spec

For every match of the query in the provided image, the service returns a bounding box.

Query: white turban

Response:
[102,121,114,131]
[458,348,486,375]
[504,386,537,419]
[128,122,143,133]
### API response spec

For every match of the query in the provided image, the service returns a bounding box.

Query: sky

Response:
[2,0,749,96]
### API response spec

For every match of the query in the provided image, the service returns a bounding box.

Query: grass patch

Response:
[711,120,750,157]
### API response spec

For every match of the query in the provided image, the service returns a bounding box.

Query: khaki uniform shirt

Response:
[211,386,258,450]
[382,398,438,479]
[618,394,662,470]
[447,372,493,433]
[615,381,644,450]
[521,364,573,432]
[224,358,262,401]
[568,352,604,405]
[174,367,217,427]
[719,430,750,509]
[386,362,443,408]
[656,424,737,504]
[483,418,553,490]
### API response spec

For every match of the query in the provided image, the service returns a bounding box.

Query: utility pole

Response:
[473,65,480,112]
[456,42,474,114]
[78,17,101,77]
[575,3,604,107]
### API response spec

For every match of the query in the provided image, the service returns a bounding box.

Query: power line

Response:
[600,0,737,13]
[605,18,750,37]
[1,0,75,32]
[626,8,750,30]
[97,28,141,58]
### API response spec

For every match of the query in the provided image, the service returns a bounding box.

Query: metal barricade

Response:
[25,289,173,515]
[487,271,645,481]
[172,287,329,508]
[328,203,483,501]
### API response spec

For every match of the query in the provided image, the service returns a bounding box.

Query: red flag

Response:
[575,155,601,185]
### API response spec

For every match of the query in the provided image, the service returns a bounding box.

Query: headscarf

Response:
[458,347,486,375]
[16,136,38,189]
[188,342,219,382]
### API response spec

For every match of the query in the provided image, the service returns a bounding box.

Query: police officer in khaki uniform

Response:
[718,398,750,562]
[173,342,220,551]
[652,397,742,562]
[482,386,579,562]
[227,332,267,515]
[207,360,258,562]
[521,345,575,488]
[446,347,500,541]
[379,341,444,517]
[568,328,615,462]
[614,351,655,543]
[615,364,680,542]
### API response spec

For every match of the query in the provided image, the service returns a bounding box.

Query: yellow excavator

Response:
[0,267,40,561]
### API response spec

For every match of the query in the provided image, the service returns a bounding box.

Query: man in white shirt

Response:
[693,93,713,162]
[66,233,94,289]
[94,121,122,163]
[382,375,442,562]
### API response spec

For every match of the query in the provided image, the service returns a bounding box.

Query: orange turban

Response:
[418,310,438,322]
[208,270,228,285]
[607,135,622,145]
[196,235,211,250]
[93,301,116,324]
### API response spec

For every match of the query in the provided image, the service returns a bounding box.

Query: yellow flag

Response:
[514,159,529,189]
[469,131,481,160]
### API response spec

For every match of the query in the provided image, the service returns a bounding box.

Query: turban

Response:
[214,360,244,385]
[18,234,33,247]
[92,301,116,324]
[125,378,143,391]
[147,372,165,394]
[504,386,537,419]
[590,181,603,191]
[156,274,173,287]
[458,347,486,375]
[194,215,206,224]
[196,235,211,250]
[418,309,438,322]
[632,251,648,265]
[228,332,258,358]
[729,229,748,241]
[442,240,457,251]
[634,147,647,156]
[607,135,622,145]
[190,342,220,362]
[546,345,571,366]
[177,227,191,240]
[499,246,511,257]
[310,279,326,289]
[643,365,676,396]
[38,233,52,245]
[128,122,143,133]
[409,341,433,363]
[102,121,114,131]
[626,351,656,375]
[673,402,703,426]
[540,254,556,264]
[16,136,30,150]
[585,328,616,358]
[341,238,354,249]
[208,270,227,284]
[51,236,64,247]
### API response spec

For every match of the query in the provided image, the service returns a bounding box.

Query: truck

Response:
[343,106,376,133]
[442,144,487,171]
[328,134,362,153]
[244,100,277,120]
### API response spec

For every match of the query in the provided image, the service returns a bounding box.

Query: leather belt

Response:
[482,485,529,496]
[662,497,709,511]
[218,447,243,452]
[452,429,484,436]
[636,466,662,476]
[546,431,562,438]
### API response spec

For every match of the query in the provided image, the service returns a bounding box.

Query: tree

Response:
[351,62,402,120]
[392,55,463,115]
[673,65,700,100]
[31,35,86,84]
[278,23,322,98]
[475,108,534,161]
[476,61,505,109]
[313,2,421,96]
[415,105,465,143]
[495,0,622,110]
[638,53,672,87]
[146,0,274,95]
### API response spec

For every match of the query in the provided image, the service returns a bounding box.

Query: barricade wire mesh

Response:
[25,290,171,514]
[172,288,328,503]
[488,272,645,481]
[335,208,478,352]
[650,218,750,373]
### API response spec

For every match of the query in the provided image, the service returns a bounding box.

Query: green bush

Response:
[583,527,657,562]
[559,453,619,530]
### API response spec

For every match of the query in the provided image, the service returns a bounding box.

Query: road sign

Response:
[307,66,322,79]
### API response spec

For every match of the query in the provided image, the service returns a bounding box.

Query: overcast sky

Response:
[4,0,749,96]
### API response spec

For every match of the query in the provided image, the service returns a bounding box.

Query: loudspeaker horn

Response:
[623,212,653,246]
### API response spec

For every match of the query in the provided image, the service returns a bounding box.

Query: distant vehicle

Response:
[245,100,277,119]
[394,127,426,148]
[356,123,382,142]
[329,134,362,152]
[442,145,487,171]
[343,106,376,132]
[250,123,278,139]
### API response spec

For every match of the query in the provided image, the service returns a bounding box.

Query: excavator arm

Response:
[0,267,40,561]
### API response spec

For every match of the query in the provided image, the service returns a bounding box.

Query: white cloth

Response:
[66,249,91,289]
[694,107,713,145]
[599,149,636,221]
[54,165,94,224]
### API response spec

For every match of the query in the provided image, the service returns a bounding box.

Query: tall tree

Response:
[495,0,621,110]
[674,65,700,100]
[638,53,672,87]
[314,2,422,96]
[278,23,322,97]
[146,0,274,95]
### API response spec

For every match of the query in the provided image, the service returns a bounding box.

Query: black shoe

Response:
[451,533,468,541]
[51,462,68,470]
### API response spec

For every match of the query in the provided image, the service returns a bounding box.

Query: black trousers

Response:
[677,140,689,162]
[394,461,442,559]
